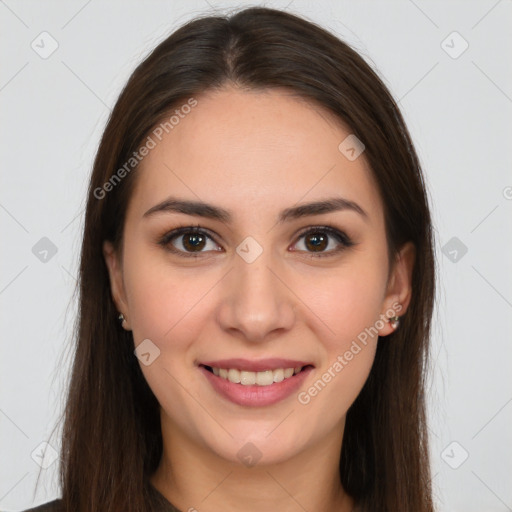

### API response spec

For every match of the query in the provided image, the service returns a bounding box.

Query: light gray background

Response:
[1,1,511,511]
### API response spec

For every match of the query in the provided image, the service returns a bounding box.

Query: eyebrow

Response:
[143,196,368,224]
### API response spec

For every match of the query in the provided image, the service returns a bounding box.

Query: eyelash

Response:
[157,224,355,259]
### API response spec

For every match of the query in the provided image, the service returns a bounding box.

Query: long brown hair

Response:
[57,6,436,511]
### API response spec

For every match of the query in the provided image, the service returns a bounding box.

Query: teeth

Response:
[240,371,256,385]
[283,368,294,378]
[228,368,241,383]
[256,370,273,386]
[210,366,303,386]
[273,368,284,383]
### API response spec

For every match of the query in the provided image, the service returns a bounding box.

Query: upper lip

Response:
[200,358,314,372]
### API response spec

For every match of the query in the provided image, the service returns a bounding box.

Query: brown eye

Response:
[292,226,354,256]
[181,232,207,252]
[158,226,222,257]
[303,232,329,252]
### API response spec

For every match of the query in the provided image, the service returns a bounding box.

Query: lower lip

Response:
[199,365,314,407]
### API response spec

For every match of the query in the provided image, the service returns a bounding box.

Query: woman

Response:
[24,6,436,512]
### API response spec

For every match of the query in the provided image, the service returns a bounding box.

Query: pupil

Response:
[184,234,205,251]
[306,233,326,252]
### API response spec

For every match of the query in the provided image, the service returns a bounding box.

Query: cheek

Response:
[290,258,385,411]
[125,265,174,342]
[294,258,387,346]
[122,247,213,425]
[122,240,210,342]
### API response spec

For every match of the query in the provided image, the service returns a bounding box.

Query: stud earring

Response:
[118,313,127,327]
[388,315,400,330]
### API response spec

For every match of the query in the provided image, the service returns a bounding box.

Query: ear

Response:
[377,241,415,337]
[103,240,131,330]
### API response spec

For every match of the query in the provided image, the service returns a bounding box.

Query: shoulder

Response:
[17,498,63,512]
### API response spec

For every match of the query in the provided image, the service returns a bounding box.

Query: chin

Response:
[202,420,315,468]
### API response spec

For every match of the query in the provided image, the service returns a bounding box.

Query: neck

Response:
[150,412,355,512]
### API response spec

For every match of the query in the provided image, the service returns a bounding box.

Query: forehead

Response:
[127,86,384,227]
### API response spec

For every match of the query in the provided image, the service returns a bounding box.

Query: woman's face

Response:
[104,86,413,466]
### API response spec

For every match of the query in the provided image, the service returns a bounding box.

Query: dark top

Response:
[19,483,181,512]
[20,483,361,511]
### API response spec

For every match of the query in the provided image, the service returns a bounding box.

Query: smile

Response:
[198,359,314,407]
[207,366,303,386]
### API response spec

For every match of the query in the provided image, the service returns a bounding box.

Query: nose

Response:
[216,247,296,343]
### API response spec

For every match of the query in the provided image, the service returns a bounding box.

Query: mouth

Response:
[198,359,315,407]
[200,364,314,386]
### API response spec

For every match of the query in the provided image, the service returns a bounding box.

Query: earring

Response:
[118,313,126,327]
[388,315,400,330]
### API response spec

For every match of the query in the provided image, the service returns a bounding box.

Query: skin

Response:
[103,85,414,512]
